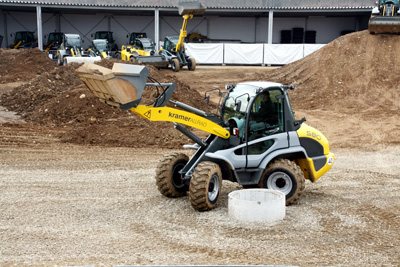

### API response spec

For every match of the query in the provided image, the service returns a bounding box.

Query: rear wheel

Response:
[187,57,196,71]
[259,159,305,205]
[155,153,189,198]
[171,58,180,72]
[189,162,222,211]
[130,56,137,63]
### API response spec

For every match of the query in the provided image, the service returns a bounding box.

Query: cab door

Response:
[245,89,288,168]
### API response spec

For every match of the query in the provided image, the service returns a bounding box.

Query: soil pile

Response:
[257,30,400,149]
[262,30,400,112]
[0,52,211,148]
[0,48,57,84]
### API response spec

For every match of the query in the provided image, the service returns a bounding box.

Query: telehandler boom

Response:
[76,63,335,211]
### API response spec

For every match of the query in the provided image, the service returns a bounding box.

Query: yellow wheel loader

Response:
[57,33,101,65]
[9,31,37,49]
[159,1,206,72]
[87,39,111,59]
[369,0,400,34]
[76,62,335,211]
[44,32,64,60]
[120,36,168,68]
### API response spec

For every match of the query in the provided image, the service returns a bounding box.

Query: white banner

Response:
[264,44,304,65]
[224,43,264,64]
[185,43,224,64]
[303,44,326,57]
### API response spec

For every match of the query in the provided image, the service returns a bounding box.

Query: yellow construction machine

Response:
[369,0,400,34]
[159,1,206,71]
[76,62,335,211]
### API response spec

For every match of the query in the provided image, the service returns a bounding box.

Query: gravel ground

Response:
[1,142,399,267]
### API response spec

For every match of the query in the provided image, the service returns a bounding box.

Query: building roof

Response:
[0,0,373,10]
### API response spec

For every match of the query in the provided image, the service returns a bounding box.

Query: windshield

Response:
[15,32,34,42]
[95,32,112,42]
[66,36,81,47]
[48,33,62,43]
[93,40,107,52]
[222,84,257,121]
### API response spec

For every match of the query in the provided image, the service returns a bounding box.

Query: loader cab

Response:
[10,31,37,49]
[64,34,81,49]
[132,38,156,55]
[129,32,147,44]
[94,31,118,51]
[45,32,63,47]
[90,39,108,58]
[163,36,179,52]
[222,82,297,154]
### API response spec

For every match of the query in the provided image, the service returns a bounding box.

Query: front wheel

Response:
[187,57,196,71]
[259,159,305,205]
[130,56,137,63]
[171,58,180,72]
[155,152,189,198]
[189,161,222,211]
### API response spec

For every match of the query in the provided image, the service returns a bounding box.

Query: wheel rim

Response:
[172,162,186,189]
[267,171,293,195]
[208,174,220,202]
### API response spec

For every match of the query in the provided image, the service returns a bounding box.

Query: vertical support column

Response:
[154,8,160,51]
[3,10,8,47]
[36,5,43,51]
[268,10,274,44]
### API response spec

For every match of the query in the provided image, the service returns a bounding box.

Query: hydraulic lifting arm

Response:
[175,14,193,53]
[75,62,230,140]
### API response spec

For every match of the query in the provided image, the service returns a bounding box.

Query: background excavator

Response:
[75,62,335,211]
[369,0,400,33]
[159,1,206,71]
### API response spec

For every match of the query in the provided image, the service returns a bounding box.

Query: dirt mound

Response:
[257,30,400,149]
[0,51,212,148]
[0,48,57,84]
[261,30,400,112]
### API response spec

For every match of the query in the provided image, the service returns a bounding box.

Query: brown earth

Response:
[0,30,399,266]
[1,30,399,150]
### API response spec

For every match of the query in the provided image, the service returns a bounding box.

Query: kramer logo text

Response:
[168,112,207,127]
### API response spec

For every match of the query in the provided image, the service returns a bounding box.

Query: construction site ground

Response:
[0,30,399,266]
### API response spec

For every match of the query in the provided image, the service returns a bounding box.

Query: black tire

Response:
[130,56,137,63]
[259,159,305,205]
[115,53,121,60]
[171,58,180,72]
[187,57,196,71]
[155,152,189,198]
[189,161,222,211]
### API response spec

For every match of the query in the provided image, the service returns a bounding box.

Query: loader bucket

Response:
[64,56,102,65]
[75,63,149,110]
[178,1,206,16]
[136,55,169,69]
[368,16,400,34]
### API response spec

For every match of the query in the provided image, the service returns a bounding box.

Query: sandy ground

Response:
[1,139,399,267]
[1,65,400,266]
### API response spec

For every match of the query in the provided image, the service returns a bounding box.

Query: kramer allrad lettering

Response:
[168,112,207,127]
